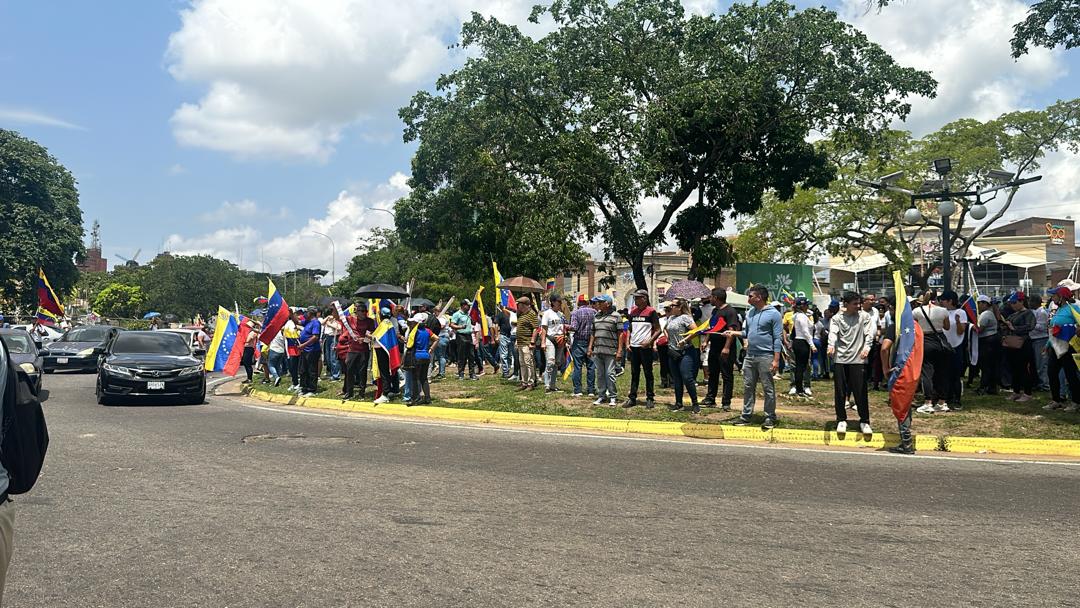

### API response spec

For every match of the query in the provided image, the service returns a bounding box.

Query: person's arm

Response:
[770,312,782,371]
[647,313,662,347]
[880,335,894,374]
[827,316,839,356]
[941,309,951,331]
[587,330,595,357]
[538,314,547,345]
[954,311,968,336]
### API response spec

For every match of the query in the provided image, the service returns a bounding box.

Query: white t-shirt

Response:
[269,330,287,353]
[945,309,967,349]
[793,311,814,342]
[914,304,949,334]
[541,309,564,337]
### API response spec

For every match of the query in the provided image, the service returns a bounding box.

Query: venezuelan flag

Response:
[372,319,402,372]
[204,307,237,372]
[888,271,924,422]
[469,286,490,344]
[258,279,290,345]
[37,268,65,317]
[35,307,59,326]
[546,278,556,291]
[492,261,517,311]
[961,293,978,328]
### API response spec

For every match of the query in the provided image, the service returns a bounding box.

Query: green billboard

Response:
[734,263,814,301]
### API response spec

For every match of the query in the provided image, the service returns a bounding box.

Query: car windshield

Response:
[0,333,34,354]
[62,327,110,342]
[111,333,191,356]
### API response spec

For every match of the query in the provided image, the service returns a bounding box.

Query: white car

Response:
[12,324,63,347]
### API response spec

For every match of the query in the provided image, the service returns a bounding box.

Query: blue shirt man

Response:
[729,285,783,428]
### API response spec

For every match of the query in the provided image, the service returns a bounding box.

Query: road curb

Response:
[239,387,1048,455]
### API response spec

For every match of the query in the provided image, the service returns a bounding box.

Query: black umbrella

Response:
[409,297,436,309]
[317,296,352,308]
[352,283,409,299]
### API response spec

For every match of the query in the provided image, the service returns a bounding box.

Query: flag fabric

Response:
[887,271,924,423]
[258,279,290,345]
[204,307,238,372]
[562,345,574,380]
[335,301,360,342]
[1070,304,1080,353]
[780,290,795,306]
[546,278,556,291]
[37,268,65,317]
[35,307,59,326]
[961,294,978,328]
[372,319,402,372]
[492,261,517,311]
[223,318,251,376]
[469,286,491,344]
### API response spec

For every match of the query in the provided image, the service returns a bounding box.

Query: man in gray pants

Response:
[726,284,783,429]
[588,295,621,406]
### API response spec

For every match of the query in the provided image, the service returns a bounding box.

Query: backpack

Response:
[1,352,49,495]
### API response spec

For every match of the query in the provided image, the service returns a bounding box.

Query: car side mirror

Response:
[93,346,105,355]
[193,347,206,356]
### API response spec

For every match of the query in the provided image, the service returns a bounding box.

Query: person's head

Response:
[518,297,533,311]
[380,307,391,318]
[938,290,959,310]
[861,293,876,310]
[460,300,470,311]
[918,290,936,305]
[747,284,769,309]
[710,287,727,307]
[632,288,649,308]
[356,302,368,317]
[794,296,809,312]
[841,291,861,314]
[976,294,991,311]
[549,293,562,310]
[1047,285,1073,306]
[1006,291,1026,311]
[878,296,892,311]
[826,300,839,317]
[598,295,613,311]
[669,298,688,316]
[1026,294,1043,309]
[409,313,426,326]
[304,307,318,320]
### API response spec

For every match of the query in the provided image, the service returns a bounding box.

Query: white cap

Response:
[976,294,991,303]
[409,313,428,323]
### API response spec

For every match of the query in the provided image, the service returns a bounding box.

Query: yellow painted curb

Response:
[244,389,1077,458]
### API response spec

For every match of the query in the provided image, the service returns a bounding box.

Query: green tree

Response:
[140,254,244,320]
[92,284,147,319]
[399,0,935,289]
[734,98,1080,290]
[0,129,85,309]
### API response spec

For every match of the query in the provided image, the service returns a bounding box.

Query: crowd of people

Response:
[234,278,1080,443]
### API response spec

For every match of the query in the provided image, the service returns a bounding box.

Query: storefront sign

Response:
[735,263,813,300]
[1046,223,1066,245]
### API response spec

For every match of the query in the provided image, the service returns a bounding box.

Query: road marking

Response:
[207,377,233,390]
[232,402,1080,468]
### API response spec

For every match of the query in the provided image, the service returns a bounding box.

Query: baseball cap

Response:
[1047,285,1073,298]
[577,294,587,303]
[769,301,782,307]
[590,295,602,303]
[632,288,649,299]
[828,300,840,309]
[976,294,992,303]
[409,313,427,323]
[794,296,809,306]
[380,307,391,316]
[1006,291,1025,304]
[600,294,613,304]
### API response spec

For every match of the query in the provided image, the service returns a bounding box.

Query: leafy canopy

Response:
[399,0,934,287]
[93,284,147,319]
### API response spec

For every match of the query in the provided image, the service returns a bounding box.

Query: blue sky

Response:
[2,0,1078,278]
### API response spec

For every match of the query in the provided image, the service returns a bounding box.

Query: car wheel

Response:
[186,391,206,405]
[96,379,112,406]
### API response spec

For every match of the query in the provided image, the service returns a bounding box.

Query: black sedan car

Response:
[96,331,206,405]
[0,328,43,394]
[42,325,122,373]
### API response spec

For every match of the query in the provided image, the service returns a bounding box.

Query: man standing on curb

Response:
[828,292,873,435]
[450,300,476,380]
[728,284,782,429]
[297,307,322,397]
[702,287,740,411]
[569,295,597,397]
[588,295,621,406]
[515,298,539,390]
[622,289,661,409]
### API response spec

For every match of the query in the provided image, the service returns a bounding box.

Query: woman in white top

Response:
[790,297,815,397]
[912,290,952,414]
[939,291,968,411]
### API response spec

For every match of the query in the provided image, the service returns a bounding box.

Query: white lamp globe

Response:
[903,207,923,224]
[970,204,988,220]
[937,200,957,217]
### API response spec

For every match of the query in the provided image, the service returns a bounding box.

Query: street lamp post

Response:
[308,231,336,286]
[856,159,1041,291]
[279,257,299,295]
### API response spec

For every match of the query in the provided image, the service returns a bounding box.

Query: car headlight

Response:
[102,363,133,378]
[178,365,204,377]
[18,363,37,375]
[77,347,96,356]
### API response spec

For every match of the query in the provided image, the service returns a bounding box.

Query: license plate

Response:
[56,357,68,364]
[147,381,165,390]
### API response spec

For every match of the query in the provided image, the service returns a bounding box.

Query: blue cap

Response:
[380,307,391,316]
[828,300,840,309]
[601,294,613,304]
[794,297,809,306]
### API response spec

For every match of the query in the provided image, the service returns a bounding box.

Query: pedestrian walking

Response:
[731,284,783,429]
[622,289,661,409]
[240,318,260,384]
[828,292,873,435]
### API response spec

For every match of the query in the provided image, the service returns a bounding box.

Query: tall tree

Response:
[93,284,147,319]
[399,0,935,288]
[0,129,85,309]
[735,98,1080,289]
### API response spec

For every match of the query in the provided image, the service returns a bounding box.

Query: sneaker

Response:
[300,392,315,398]
[644,399,655,409]
[468,375,479,381]
[761,417,776,430]
[572,392,584,398]
[587,392,597,398]
[860,422,873,435]
[374,395,389,404]
[721,405,731,412]
[1044,401,1065,410]
[846,403,856,411]
[508,375,519,382]
[1017,394,1033,403]
[733,417,752,426]
[608,398,617,406]
[273,377,282,387]
[772,374,782,381]
[915,404,935,414]
[804,388,812,397]
[1010,392,1022,401]
[888,444,915,455]
[934,404,950,413]
[668,404,682,412]
[836,421,847,434]
[614,367,624,377]
[621,399,636,408]
[592,397,605,406]
[691,404,700,414]
[1064,404,1079,412]
[788,387,798,396]
[700,398,717,407]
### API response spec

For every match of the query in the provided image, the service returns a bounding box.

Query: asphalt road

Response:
[5,372,1080,607]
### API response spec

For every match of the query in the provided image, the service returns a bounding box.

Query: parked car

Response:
[11,324,63,348]
[42,325,123,373]
[0,328,43,394]
[96,331,206,405]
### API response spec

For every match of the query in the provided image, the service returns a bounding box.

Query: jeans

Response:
[920,334,947,403]
[1031,337,1050,389]
[657,343,670,387]
[706,337,736,408]
[343,350,369,398]
[544,339,561,390]
[241,346,255,381]
[1048,346,1080,403]
[833,362,869,424]
[299,350,320,394]
[945,347,966,407]
[594,353,617,400]
[741,355,776,421]
[570,338,596,394]
[403,367,413,402]
[499,335,515,377]
[669,349,698,408]
[321,335,340,379]
[792,339,811,394]
[435,337,449,376]
[267,350,287,381]
[288,355,299,387]
[627,347,655,402]
[517,344,536,386]
[897,407,913,449]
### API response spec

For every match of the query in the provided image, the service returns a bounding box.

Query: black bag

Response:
[2,352,49,495]
[919,307,955,354]
[402,348,417,369]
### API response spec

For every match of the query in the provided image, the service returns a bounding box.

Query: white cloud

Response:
[198,199,261,223]
[165,172,410,281]
[0,107,85,130]
[168,163,188,175]
[840,0,1067,135]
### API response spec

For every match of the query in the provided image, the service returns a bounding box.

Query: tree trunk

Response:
[631,250,648,290]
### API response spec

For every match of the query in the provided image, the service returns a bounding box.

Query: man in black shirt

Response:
[493,305,515,379]
[702,288,741,411]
